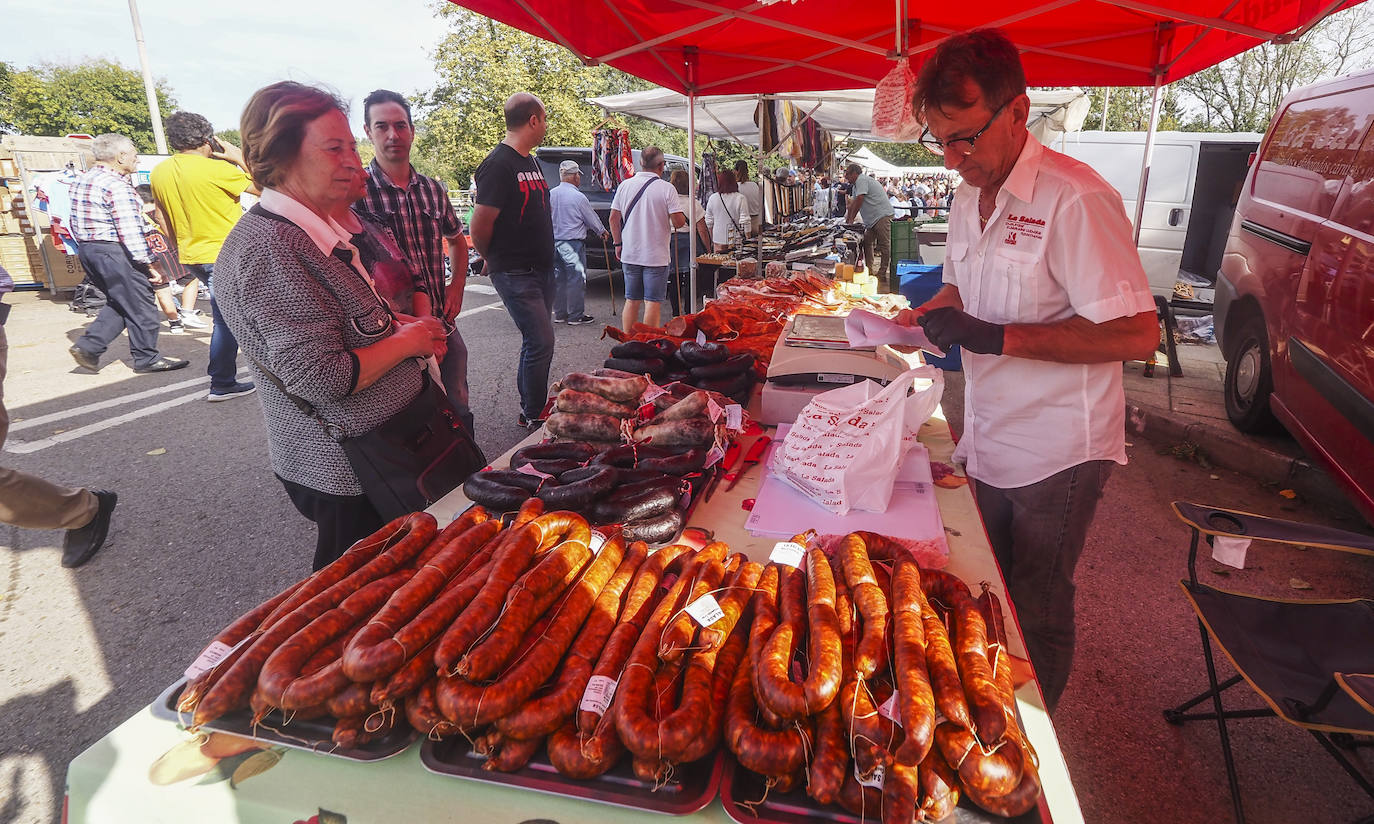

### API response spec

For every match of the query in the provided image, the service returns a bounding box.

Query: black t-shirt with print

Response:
[474,142,553,273]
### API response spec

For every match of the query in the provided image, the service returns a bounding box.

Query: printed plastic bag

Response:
[771,366,944,514]
[872,58,921,141]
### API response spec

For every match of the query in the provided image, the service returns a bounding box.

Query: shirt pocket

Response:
[981,247,1042,324]
[350,305,394,339]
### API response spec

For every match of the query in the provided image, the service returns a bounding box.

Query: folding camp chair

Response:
[1164,501,1374,824]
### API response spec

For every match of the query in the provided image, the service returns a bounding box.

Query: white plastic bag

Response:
[770,366,944,514]
[872,58,922,141]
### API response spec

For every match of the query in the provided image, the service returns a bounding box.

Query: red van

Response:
[1214,68,1374,522]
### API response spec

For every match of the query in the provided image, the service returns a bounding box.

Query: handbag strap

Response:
[620,175,657,226]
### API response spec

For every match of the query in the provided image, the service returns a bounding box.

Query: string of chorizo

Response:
[891,555,936,767]
[922,567,1006,745]
[755,548,842,719]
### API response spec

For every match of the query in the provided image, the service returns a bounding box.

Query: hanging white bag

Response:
[871,58,922,141]
[770,365,943,514]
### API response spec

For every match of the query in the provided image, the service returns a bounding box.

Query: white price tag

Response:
[697,330,707,345]
[1211,535,1250,569]
[878,690,902,726]
[685,593,726,627]
[589,529,610,554]
[703,443,726,469]
[641,381,670,404]
[184,637,249,681]
[769,541,806,568]
[516,463,555,480]
[579,675,618,716]
[855,762,886,789]
[725,404,744,431]
[706,396,724,422]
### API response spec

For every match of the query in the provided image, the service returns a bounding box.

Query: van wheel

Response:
[1224,315,1279,433]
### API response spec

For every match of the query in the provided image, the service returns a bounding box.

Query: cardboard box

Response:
[40,236,84,290]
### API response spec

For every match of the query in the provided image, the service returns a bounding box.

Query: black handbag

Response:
[256,360,486,521]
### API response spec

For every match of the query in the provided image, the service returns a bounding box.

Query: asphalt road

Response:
[1,277,1371,823]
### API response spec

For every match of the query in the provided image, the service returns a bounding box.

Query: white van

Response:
[1050,130,1262,305]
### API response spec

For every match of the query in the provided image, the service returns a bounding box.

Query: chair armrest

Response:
[1172,501,1374,557]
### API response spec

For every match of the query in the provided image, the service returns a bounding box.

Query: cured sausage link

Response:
[923,567,1006,745]
[891,556,936,767]
[434,521,542,675]
[840,532,890,679]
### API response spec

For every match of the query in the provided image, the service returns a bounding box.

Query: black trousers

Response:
[74,241,163,368]
[278,476,384,570]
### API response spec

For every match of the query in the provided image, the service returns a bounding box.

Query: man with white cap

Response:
[549,159,606,325]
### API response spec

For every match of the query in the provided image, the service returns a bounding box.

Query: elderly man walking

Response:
[844,162,896,289]
[69,133,188,374]
[609,147,684,330]
[550,160,606,325]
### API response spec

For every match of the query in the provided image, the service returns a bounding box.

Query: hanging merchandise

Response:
[590,128,634,191]
[699,152,719,207]
[872,57,922,140]
[755,99,780,154]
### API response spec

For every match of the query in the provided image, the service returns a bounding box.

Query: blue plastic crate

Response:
[896,264,961,371]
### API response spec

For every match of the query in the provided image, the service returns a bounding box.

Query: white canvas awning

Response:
[587,87,1091,148]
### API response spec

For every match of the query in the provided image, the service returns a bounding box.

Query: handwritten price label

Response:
[703,443,726,469]
[516,463,554,479]
[685,593,726,627]
[725,404,744,431]
[184,637,250,681]
[706,396,724,422]
[878,690,902,726]
[579,676,618,715]
[769,541,806,568]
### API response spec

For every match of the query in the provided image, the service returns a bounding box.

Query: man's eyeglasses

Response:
[918,99,1010,157]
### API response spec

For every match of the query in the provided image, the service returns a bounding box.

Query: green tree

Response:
[415,6,707,187]
[3,59,176,151]
[0,61,15,133]
[215,128,241,146]
[1080,86,1185,132]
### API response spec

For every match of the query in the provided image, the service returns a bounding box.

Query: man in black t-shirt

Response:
[470,92,555,430]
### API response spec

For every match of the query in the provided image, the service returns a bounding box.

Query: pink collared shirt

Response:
[943,136,1155,488]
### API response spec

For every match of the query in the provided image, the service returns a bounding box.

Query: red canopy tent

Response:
[449,0,1365,306]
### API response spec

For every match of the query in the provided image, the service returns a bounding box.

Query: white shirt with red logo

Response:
[943,136,1154,488]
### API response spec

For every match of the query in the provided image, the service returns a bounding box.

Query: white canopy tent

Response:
[587,87,1092,148]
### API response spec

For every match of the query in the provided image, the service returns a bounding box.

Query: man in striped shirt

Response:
[68,133,188,374]
[356,90,474,435]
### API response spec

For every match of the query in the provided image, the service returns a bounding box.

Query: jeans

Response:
[552,239,587,320]
[74,241,162,368]
[490,267,556,419]
[861,215,893,288]
[184,263,242,390]
[973,459,1115,713]
[438,326,474,436]
[622,263,669,302]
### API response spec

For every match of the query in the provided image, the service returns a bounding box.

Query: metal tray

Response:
[150,678,418,762]
[719,757,1048,824]
[421,735,723,816]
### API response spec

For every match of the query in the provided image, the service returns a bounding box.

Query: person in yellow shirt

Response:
[150,111,258,401]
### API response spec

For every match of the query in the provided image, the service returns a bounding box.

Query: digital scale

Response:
[759,314,925,425]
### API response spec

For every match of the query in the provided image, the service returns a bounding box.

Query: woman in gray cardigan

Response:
[216,81,449,569]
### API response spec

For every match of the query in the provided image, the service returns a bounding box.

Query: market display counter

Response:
[65,404,1085,823]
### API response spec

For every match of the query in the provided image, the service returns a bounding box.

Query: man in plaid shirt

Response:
[356,90,474,435]
[68,134,187,374]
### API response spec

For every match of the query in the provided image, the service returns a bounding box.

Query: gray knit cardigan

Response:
[215,205,423,495]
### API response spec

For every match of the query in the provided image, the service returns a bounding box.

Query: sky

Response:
[2,0,450,137]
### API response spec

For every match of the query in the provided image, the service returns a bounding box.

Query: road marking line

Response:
[5,389,219,454]
[465,283,498,295]
[457,301,506,319]
[9,369,250,433]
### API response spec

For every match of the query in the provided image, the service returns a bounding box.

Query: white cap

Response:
[558,160,581,174]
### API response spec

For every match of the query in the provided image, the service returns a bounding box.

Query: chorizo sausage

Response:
[562,371,649,402]
[433,521,543,675]
[406,679,461,740]
[880,759,921,824]
[919,745,962,821]
[697,559,761,653]
[545,411,625,442]
[755,549,842,719]
[483,734,542,772]
[725,643,809,776]
[326,681,374,720]
[923,598,973,731]
[891,556,936,766]
[658,556,726,663]
[631,417,715,449]
[837,768,884,818]
[547,719,624,779]
[934,720,1024,800]
[923,568,1005,745]
[674,617,749,765]
[556,388,637,418]
[839,532,889,679]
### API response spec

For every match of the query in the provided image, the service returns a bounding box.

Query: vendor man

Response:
[843,162,895,288]
[896,28,1158,712]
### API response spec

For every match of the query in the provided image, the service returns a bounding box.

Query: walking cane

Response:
[602,235,618,317]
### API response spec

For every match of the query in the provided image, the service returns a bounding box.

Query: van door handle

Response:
[1168,208,1185,227]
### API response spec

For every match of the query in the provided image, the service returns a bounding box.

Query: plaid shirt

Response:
[69,165,153,263]
[357,160,462,304]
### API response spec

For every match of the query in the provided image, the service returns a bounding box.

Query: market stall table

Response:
[66,399,1084,823]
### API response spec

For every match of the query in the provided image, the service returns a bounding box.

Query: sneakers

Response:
[208,381,256,402]
[553,315,568,324]
[69,346,100,372]
[567,314,595,325]
[166,320,185,335]
[517,413,542,431]
[133,357,190,373]
[62,490,117,568]
[179,311,209,329]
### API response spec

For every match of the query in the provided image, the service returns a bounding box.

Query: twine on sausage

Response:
[735,774,779,816]
[364,702,396,734]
